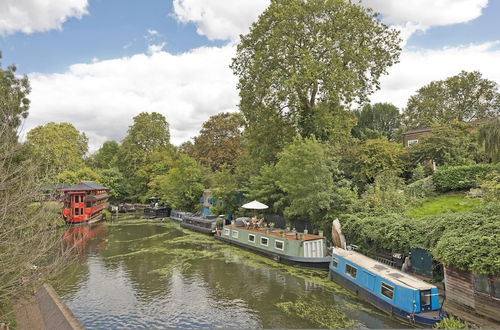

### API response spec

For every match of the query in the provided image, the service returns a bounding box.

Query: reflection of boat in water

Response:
[328,219,447,327]
[170,209,193,222]
[215,217,331,269]
[61,223,106,254]
[144,197,171,218]
[60,181,109,225]
[180,215,218,235]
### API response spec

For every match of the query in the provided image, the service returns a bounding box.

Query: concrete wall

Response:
[36,284,83,330]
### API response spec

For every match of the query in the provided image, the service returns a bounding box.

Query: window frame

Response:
[345,264,357,279]
[381,282,394,300]
[248,234,256,243]
[407,139,419,146]
[260,237,269,246]
[231,230,239,238]
[331,257,338,268]
[223,228,230,236]
[275,239,284,251]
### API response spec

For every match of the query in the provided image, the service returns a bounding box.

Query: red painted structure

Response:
[60,181,109,224]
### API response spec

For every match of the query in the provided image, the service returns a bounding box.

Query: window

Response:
[223,228,230,236]
[474,274,490,295]
[381,283,394,300]
[331,257,338,268]
[407,139,418,146]
[232,230,239,238]
[275,240,284,251]
[345,264,357,278]
[261,237,269,246]
[248,234,255,243]
[420,290,431,306]
[86,202,91,208]
[74,208,79,215]
[74,196,79,203]
[80,208,84,215]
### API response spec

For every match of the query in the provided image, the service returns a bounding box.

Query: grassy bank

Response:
[408,194,482,218]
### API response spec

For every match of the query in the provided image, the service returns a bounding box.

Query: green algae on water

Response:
[276,295,358,329]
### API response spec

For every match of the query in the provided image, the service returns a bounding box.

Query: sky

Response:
[1,0,499,152]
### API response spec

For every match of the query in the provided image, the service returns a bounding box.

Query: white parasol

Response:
[241,200,268,210]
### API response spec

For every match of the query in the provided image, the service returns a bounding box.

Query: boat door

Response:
[420,290,432,312]
[304,240,323,258]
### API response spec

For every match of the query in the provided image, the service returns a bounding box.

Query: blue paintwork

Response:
[329,252,446,327]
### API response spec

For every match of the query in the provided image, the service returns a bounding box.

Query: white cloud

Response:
[172,0,269,41]
[370,42,500,109]
[0,0,89,36]
[25,46,239,152]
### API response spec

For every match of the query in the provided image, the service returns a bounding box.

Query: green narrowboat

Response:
[214,219,330,269]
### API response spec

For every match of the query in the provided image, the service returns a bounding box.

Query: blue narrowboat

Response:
[329,247,447,327]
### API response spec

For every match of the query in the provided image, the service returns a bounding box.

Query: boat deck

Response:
[225,224,324,242]
[333,248,435,290]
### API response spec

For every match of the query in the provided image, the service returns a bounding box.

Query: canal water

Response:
[54,219,409,329]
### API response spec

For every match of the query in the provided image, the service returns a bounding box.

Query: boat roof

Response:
[225,224,325,242]
[60,181,109,192]
[185,215,217,223]
[333,248,435,291]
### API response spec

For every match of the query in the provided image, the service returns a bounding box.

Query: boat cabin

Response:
[181,215,218,234]
[330,248,444,326]
[60,181,109,224]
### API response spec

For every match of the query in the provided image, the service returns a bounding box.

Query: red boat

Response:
[60,181,109,224]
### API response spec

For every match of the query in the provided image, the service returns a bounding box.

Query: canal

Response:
[54,219,409,328]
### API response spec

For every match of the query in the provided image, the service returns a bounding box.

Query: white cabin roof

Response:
[333,248,435,291]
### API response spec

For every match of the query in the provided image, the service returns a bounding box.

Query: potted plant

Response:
[269,222,275,230]
[279,230,285,238]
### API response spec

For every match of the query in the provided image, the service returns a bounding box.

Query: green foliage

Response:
[408,123,480,167]
[99,167,128,202]
[357,171,407,214]
[433,163,500,192]
[478,118,500,162]
[210,168,243,216]
[404,71,500,129]
[248,163,287,215]
[156,153,204,211]
[434,316,468,329]
[56,167,101,185]
[410,164,426,183]
[192,112,244,172]
[404,176,435,199]
[480,171,500,202]
[232,0,400,165]
[0,52,31,143]
[26,122,88,180]
[351,137,407,185]
[352,103,401,141]
[407,195,481,218]
[91,140,120,169]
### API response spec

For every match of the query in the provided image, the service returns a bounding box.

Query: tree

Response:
[352,103,401,141]
[478,119,500,163]
[99,167,128,202]
[0,52,31,144]
[232,0,401,142]
[156,154,204,211]
[26,122,88,180]
[91,141,120,169]
[351,137,407,185]
[409,123,480,167]
[357,171,407,214]
[192,112,244,172]
[210,168,244,216]
[117,112,172,200]
[56,167,101,185]
[404,71,500,129]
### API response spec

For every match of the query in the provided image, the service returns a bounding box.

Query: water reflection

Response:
[55,220,409,329]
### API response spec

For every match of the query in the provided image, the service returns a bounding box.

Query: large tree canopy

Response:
[404,71,500,129]
[478,119,500,163]
[0,52,31,143]
[26,122,88,180]
[352,103,401,141]
[192,112,244,172]
[232,0,401,140]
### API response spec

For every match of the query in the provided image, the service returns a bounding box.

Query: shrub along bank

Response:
[433,164,500,192]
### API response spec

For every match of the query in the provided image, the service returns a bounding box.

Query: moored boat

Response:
[180,214,218,235]
[60,181,109,225]
[328,220,447,327]
[170,209,193,222]
[144,197,171,218]
[215,217,331,269]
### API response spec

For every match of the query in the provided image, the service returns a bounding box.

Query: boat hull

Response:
[329,266,445,327]
[215,234,330,269]
[65,213,105,226]
[180,222,215,235]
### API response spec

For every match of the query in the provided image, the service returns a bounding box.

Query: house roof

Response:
[60,181,108,192]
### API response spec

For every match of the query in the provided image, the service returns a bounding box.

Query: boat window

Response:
[86,202,91,208]
[75,208,79,215]
[474,274,490,295]
[420,290,431,306]
[223,228,230,236]
[80,208,84,215]
[74,196,79,203]
[492,279,500,299]
[381,282,394,300]
[345,264,357,278]
[248,234,255,243]
[261,237,269,246]
[331,257,338,268]
[232,230,239,238]
[275,240,284,251]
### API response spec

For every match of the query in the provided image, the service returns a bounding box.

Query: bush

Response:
[433,164,500,192]
[405,176,435,198]
[434,316,468,329]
